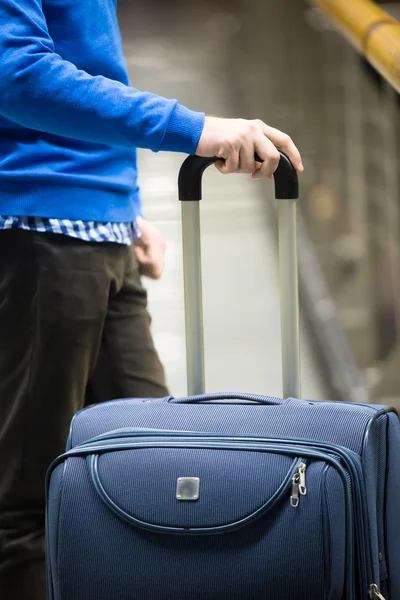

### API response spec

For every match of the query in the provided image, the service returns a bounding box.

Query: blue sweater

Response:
[0,0,205,222]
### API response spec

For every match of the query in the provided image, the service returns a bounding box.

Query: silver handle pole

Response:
[181,201,206,396]
[178,152,299,399]
[279,199,301,399]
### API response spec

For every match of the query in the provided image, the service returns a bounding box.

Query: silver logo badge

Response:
[176,477,200,501]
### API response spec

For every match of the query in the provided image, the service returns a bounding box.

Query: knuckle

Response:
[239,121,253,136]
[220,142,229,154]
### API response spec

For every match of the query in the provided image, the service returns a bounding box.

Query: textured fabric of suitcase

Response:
[46,393,400,600]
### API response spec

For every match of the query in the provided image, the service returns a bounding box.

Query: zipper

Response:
[298,462,307,495]
[290,462,307,508]
[290,472,300,507]
[369,583,386,599]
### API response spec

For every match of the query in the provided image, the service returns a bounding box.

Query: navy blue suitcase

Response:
[46,154,399,600]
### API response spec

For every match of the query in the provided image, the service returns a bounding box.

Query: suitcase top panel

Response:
[67,396,388,456]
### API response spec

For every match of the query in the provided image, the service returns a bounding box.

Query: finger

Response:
[137,244,165,280]
[261,124,303,172]
[134,245,150,266]
[238,144,256,174]
[251,162,262,177]
[134,236,148,252]
[215,151,239,175]
[251,162,266,179]
[253,136,280,179]
[153,262,164,279]
[145,264,162,280]
[214,158,225,172]
[135,252,159,279]
[150,247,165,279]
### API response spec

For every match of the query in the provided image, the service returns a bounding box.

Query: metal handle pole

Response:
[181,201,205,396]
[278,200,301,399]
[178,152,299,398]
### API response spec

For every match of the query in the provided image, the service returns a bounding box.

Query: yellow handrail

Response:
[311,0,400,92]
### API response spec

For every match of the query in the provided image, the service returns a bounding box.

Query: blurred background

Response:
[117,0,400,406]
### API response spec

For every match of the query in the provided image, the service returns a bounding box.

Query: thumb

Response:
[134,245,149,265]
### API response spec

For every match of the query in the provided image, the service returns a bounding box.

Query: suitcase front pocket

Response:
[88,449,307,533]
[48,436,352,600]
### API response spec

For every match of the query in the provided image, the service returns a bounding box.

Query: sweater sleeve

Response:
[0,0,205,154]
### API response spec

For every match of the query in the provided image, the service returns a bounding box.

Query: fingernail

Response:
[299,162,304,172]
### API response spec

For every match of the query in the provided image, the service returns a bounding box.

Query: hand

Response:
[134,216,166,280]
[195,116,303,180]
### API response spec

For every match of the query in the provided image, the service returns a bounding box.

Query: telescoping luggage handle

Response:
[178,152,300,400]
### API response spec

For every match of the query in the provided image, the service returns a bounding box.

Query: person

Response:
[0,0,303,598]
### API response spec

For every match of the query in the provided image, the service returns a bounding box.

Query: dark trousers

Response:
[0,229,169,600]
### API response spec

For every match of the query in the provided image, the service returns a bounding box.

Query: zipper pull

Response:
[299,462,307,496]
[369,584,386,599]
[290,473,300,508]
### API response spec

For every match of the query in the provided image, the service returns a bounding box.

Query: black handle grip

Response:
[178,152,299,201]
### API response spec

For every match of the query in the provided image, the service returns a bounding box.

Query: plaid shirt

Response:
[0,215,135,245]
